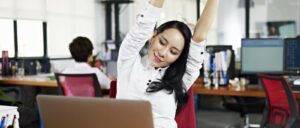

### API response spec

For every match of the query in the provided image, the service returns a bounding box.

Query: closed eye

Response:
[159,39,166,46]
[170,49,179,55]
[159,36,168,46]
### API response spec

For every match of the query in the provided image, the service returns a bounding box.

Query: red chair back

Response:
[175,88,197,128]
[55,73,101,97]
[109,80,117,98]
[108,81,196,128]
[259,74,299,127]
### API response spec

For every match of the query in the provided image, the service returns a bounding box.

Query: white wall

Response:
[127,0,198,34]
[217,0,245,51]
[1,0,298,73]
[46,0,102,58]
[125,0,219,45]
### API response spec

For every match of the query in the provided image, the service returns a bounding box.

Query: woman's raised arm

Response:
[192,0,219,43]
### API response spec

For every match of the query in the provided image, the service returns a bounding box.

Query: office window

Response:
[0,0,102,59]
[17,20,44,58]
[250,0,300,38]
[0,18,15,58]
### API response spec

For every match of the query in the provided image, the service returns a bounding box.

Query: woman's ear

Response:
[87,54,93,63]
[152,30,158,40]
[149,31,157,45]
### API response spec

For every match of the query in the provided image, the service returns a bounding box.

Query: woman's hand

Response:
[193,0,219,43]
[149,0,165,8]
[108,75,116,81]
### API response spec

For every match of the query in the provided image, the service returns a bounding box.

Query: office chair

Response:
[175,88,197,128]
[109,80,117,98]
[258,74,300,128]
[54,73,102,97]
[108,81,197,128]
[222,96,265,128]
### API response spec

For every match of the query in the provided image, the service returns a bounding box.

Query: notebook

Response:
[37,95,154,128]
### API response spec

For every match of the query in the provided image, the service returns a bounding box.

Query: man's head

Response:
[69,36,94,63]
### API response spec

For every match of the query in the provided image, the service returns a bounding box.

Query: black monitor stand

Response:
[101,0,133,61]
[101,0,133,48]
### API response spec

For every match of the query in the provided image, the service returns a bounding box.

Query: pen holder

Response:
[0,106,19,128]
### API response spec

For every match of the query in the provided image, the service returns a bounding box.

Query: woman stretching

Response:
[117,0,218,127]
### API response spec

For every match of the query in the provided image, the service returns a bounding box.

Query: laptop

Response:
[37,95,154,128]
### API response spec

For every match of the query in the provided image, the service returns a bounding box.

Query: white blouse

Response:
[116,3,206,128]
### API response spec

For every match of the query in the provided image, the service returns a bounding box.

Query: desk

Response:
[0,74,57,87]
[192,78,300,99]
[0,74,111,94]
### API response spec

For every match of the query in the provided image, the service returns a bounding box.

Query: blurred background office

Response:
[0,0,300,128]
[1,0,299,74]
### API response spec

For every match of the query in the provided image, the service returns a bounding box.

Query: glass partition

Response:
[250,0,300,38]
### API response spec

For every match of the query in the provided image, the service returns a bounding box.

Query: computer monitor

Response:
[0,19,15,58]
[17,20,45,58]
[284,38,300,73]
[241,38,284,74]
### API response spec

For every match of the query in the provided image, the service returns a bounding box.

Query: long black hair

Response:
[146,21,192,113]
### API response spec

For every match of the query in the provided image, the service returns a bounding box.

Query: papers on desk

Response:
[0,105,19,128]
[294,78,300,86]
[14,73,54,81]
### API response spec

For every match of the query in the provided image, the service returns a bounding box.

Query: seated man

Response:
[63,36,112,89]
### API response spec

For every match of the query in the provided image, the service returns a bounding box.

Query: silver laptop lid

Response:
[37,95,154,128]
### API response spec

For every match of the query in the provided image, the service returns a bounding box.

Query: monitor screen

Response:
[284,38,300,72]
[241,38,284,74]
[0,19,15,58]
[17,20,44,58]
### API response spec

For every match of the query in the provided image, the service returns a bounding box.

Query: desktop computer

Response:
[241,38,284,74]
[241,38,285,84]
[284,38,300,86]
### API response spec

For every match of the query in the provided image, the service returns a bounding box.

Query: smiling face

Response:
[148,28,185,68]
